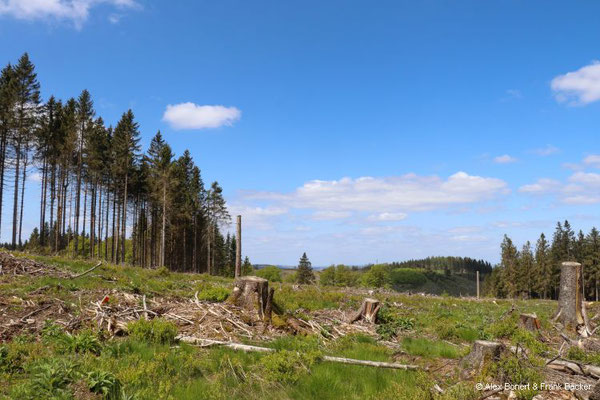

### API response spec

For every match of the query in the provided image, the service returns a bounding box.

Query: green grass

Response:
[401,337,463,359]
[0,252,566,400]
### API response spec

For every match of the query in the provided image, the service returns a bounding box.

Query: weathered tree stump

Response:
[350,298,380,324]
[229,276,273,323]
[519,313,541,331]
[460,340,505,378]
[555,262,591,336]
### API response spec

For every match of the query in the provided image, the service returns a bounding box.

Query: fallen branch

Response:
[70,262,102,279]
[19,304,52,323]
[176,336,419,370]
[546,358,600,379]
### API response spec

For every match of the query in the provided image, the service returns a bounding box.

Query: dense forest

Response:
[391,256,493,276]
[0,53,246,275]
[484,220,600,300]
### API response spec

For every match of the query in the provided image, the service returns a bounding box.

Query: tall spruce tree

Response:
[11,53,40,249]
[296,252,315,284]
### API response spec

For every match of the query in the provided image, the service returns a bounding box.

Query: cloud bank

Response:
[0,0,139,27]
[551,61,600,105]
[162,103,241,130]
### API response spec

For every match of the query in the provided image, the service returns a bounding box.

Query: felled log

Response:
[555,262,592,336]
[176,335,419,370]
[350,298,380,324]
[519,313,541,331]
[229,276,273,323]
[460,340,505,378]
[546,359,600,379]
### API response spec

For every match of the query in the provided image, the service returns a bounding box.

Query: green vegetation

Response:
[255,266,282,282]
[127,319,178,345]
[485,220,600,301]
[0,253,567,400]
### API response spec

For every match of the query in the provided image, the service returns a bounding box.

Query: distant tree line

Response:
[484,220,600,300]
[392,256,493,276]
[0,52,246,275]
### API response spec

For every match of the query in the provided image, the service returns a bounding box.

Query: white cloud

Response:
[569,171,600,186]
[0,0,139,28]
[583,154,600,168]
[311,210,352,220]
[226,205,288,230]
[533,145,559,156]
[493,154,517,164]
[520,172,600,204]
[367,212,407,222]
[162,103,241,130]
[551,61,600,105]
[245,172,508,213]
[518,178,561,194]
[27,171,42,183]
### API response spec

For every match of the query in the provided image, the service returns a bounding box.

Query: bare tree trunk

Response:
[40,157,48,246]
[18,147,28,247]
[121,174,127,264]
[11,139,21,249]
[207,226,211,275]
[235,215,242,278]
[556,261,591,336]
[0,130,7,234]
[161,184,166,267]
[105,187,110,261]
[81,182,88,256]
[49,165,56,251]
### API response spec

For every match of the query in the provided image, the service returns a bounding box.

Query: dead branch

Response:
[70,262,102,279]
[176,335,419,370]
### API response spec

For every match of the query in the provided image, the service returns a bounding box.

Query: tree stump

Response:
[555,262,590,335]
[519,313,541,331]
[229,276,273,323]
[460,340,505,379]
[350,298,380,324]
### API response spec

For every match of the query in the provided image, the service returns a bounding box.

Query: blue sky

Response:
[2,0,600,265]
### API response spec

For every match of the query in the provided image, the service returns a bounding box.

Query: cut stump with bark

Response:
[460,340,505,379]
[519,313,541,331]
[350,298,380,324]
[555,261,591,336]
[229,276,273,323]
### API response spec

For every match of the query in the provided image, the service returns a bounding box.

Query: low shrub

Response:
[255,266,282,282]
[260,350,319,384]
[196,285,230,302]
[375,304,415,340]
[127,318,178,345]
[87,370,123,400]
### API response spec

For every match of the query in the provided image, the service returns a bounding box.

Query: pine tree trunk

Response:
[40,157,47,246]
[207,226,211,275]
[121,174,127,264]
[556,261,589,335]
[49,165,55,251]
[81,183,88,256]
[0,130,7,234]
[11,140,21,249]
[18,148,28,247]
[105,188,110,261]
[161,184,166,267]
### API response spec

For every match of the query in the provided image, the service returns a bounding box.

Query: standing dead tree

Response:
[554,261,593,336]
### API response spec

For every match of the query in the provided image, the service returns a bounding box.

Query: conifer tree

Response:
[296,252,315,284]
[11,53,40,249]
